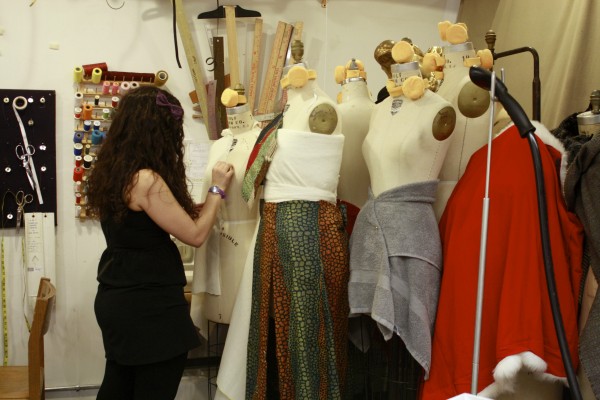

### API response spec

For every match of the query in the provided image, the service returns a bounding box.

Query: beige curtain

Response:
[458,0,600,129]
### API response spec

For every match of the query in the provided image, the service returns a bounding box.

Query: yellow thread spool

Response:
[73,66,84,83]
[91,68,103,84]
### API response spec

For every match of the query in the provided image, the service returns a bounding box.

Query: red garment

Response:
[421,125,583,399]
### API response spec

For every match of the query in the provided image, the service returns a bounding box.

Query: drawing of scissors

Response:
[15,190,33,233]
[15,144,37,191]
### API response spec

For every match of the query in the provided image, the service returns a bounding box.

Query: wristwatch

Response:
[208,185,226,199]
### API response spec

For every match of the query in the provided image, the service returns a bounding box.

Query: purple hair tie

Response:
[156,91,184,121]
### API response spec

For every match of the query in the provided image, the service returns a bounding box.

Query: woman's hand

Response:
[211,161,235,192]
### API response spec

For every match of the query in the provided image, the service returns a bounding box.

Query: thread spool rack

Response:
[71,64,168,220]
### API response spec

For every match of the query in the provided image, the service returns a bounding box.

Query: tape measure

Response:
[1,233,8,366]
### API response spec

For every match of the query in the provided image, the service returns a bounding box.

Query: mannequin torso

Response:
[363,62,455,197]
[433,42,491,220]
[191,103,261,325]
[337,78,374,209]
[283,77,341,134]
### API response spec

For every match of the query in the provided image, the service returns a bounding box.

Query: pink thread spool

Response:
[111,81,120,95]
[102,81,111,95]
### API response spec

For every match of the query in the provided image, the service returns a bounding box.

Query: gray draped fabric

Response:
[563,134,600,400]
[348,180,441,377]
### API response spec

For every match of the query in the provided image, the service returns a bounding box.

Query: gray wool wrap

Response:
[348,180,442,378]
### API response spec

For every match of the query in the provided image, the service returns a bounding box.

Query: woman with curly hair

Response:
[87,85,233,400]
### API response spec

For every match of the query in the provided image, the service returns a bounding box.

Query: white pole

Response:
[470,70,496,395]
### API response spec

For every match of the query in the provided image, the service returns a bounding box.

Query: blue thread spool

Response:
[74,143,84,156]
[91,130,103,145]
[73,131,83,143]
[83,120,92,131]
[93,120,102,130]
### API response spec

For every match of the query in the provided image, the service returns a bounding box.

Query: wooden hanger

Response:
[198,5,261,19]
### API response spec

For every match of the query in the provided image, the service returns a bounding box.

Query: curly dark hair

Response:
[87,85,198,222]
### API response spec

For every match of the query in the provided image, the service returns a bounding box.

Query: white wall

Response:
[0,0,458,398]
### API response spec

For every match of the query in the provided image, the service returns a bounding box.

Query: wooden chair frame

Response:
[0,277,56,400]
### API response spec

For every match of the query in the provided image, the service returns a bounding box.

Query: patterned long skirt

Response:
[246,200,349,400]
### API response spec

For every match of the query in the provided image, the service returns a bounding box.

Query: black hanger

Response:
[198,5,261,19]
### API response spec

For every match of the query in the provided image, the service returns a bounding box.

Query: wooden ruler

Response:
[224,5,241,89]
[265,23,293,114]
[256,21,286,116]
[247,18,263,113]
[174,0,217,139]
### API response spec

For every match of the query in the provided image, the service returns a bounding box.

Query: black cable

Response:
[526,134,582,400]
[172,0,182,69]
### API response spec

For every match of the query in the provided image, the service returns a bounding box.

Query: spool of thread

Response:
[75,156,83,167]
[73,66,84,83]
[83,155,93,169]
[82,104,93,120]
[75,92,84,107]
[102,108,110,120]
[119,81,131,95]
[91,130,103,145]
[74,107,82,119]
[130,81,140,90]
[102,81,111,95]
[74,180,82,193]
[83,120,92,131]
[154,70,169,86]
[73,131,84,143]
[85,144,91,155]
[111,82,120,95]
[112,96,119,108]
[75,193,82,204]
[74,143,84,156]
[92,68,103,84]
[75,205,82,218]
[94,95,100,106]
[93,120,102,130]
[73,166,84,182]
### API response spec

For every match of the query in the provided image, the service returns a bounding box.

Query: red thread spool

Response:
[73,166,84,182]
[111,82,120,95]
[75,156,82,167]
[111,96,120,108]
[74,107,82,119]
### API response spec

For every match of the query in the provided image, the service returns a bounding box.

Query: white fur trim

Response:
[477,352,567,398]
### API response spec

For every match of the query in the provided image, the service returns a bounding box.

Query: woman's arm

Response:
[128,162,233,247]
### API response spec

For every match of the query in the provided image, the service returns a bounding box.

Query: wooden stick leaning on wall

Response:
[224,5,241,90]
[247,18,263,113]
[256,21,286,118]
[265,23,294,115]
[174,0,218,139]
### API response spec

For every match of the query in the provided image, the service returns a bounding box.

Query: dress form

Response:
[433,36,492,220]
[363,53,455,196]
[348,42,455,394]
[334,59,374,214]
[244,41,350,399]
[190,93,261,329]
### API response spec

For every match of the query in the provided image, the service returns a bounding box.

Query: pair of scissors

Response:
[15,144,37,191]
[14,190,33,233]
